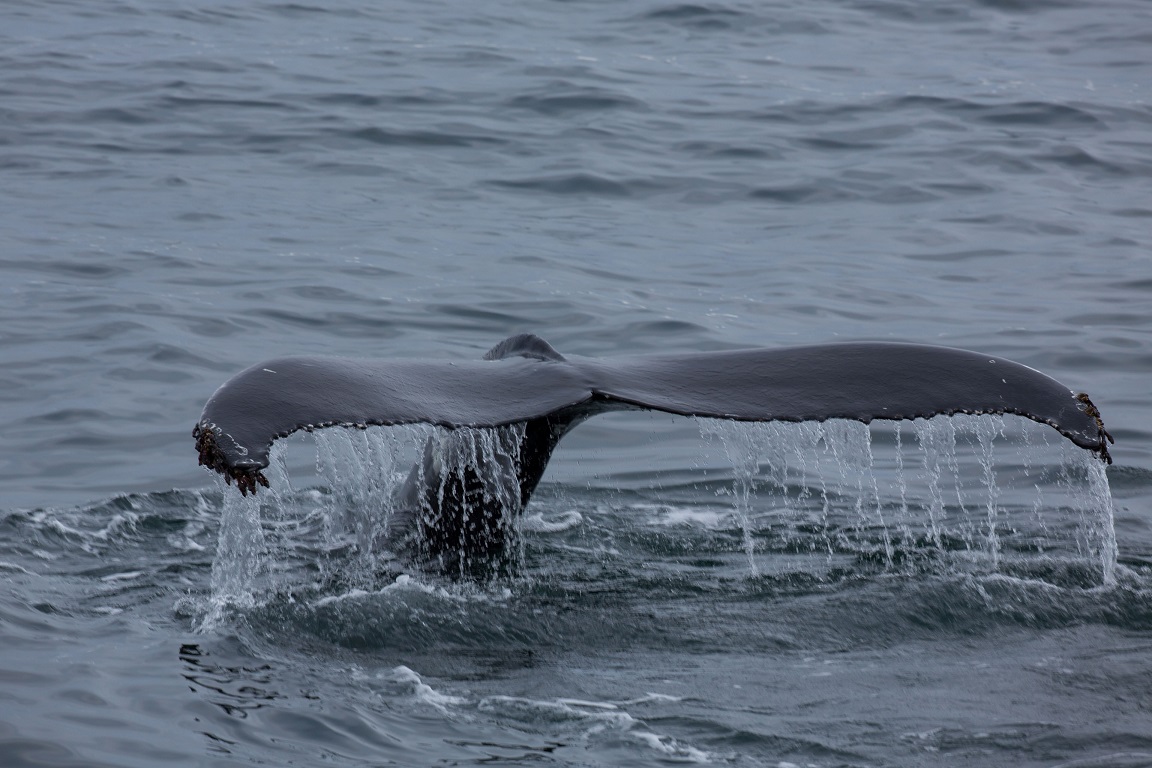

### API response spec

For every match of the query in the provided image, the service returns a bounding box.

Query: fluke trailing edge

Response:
[194,334,1112,529]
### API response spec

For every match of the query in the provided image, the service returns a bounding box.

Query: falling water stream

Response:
[203,414,1118,630]
[701,415,1117,583]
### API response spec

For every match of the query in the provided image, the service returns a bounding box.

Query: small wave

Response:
[384,665,466,713]
[749,95,1104,135]
[1047,753,1152,768]
[638,3,750,31]
[748,183,859,204]
[506,87,645,116]
[309,92,449,109]
[488,173,635,197]
[79,107,155,126]
[5,490,217,557]
[479,693,711,762]
[338,126,507,148]
[267,3,345,16]
[1035,145,1134,178]
[157,95,297,112]
[894,96,1103,128]
[675,140,779,160]
[904,248,1015,263]
[487,173,739,201]
[973,0,1076,10]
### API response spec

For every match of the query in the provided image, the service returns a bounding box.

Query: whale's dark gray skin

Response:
[194,334,1112,568]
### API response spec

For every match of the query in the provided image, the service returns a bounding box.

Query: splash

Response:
[203,413,1118,626]
[202,423,529,626]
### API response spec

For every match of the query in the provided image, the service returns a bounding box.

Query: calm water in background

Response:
[2,0,1152,765]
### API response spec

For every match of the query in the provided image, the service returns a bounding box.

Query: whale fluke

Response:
[194,335,1112,570]
[194,335,1113,504]
[193,336,1110,499]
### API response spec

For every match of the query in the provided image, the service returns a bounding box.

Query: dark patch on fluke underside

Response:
[194,334,1113,497]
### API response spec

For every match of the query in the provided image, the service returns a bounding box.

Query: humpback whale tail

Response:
[193,334,1112,564]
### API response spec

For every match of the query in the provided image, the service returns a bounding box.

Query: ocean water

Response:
[2,0,1152,765]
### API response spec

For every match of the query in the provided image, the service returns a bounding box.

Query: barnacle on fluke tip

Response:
[193,423,268,496]
[1076,391,1114,463]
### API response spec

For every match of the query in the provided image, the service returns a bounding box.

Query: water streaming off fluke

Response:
[697,415,1116,584]
[202,413,1117,629]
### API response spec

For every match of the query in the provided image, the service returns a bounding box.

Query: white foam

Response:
[313,588,371,607]
[622,692,684,704]
[520,509,583,533]
[631,731,711,762]
[311,573,511,609]
[643,504,730,529]
[100,570,143,582]
[386,665,465,713]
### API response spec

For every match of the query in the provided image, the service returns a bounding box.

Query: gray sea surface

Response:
[2,0,1152,765]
